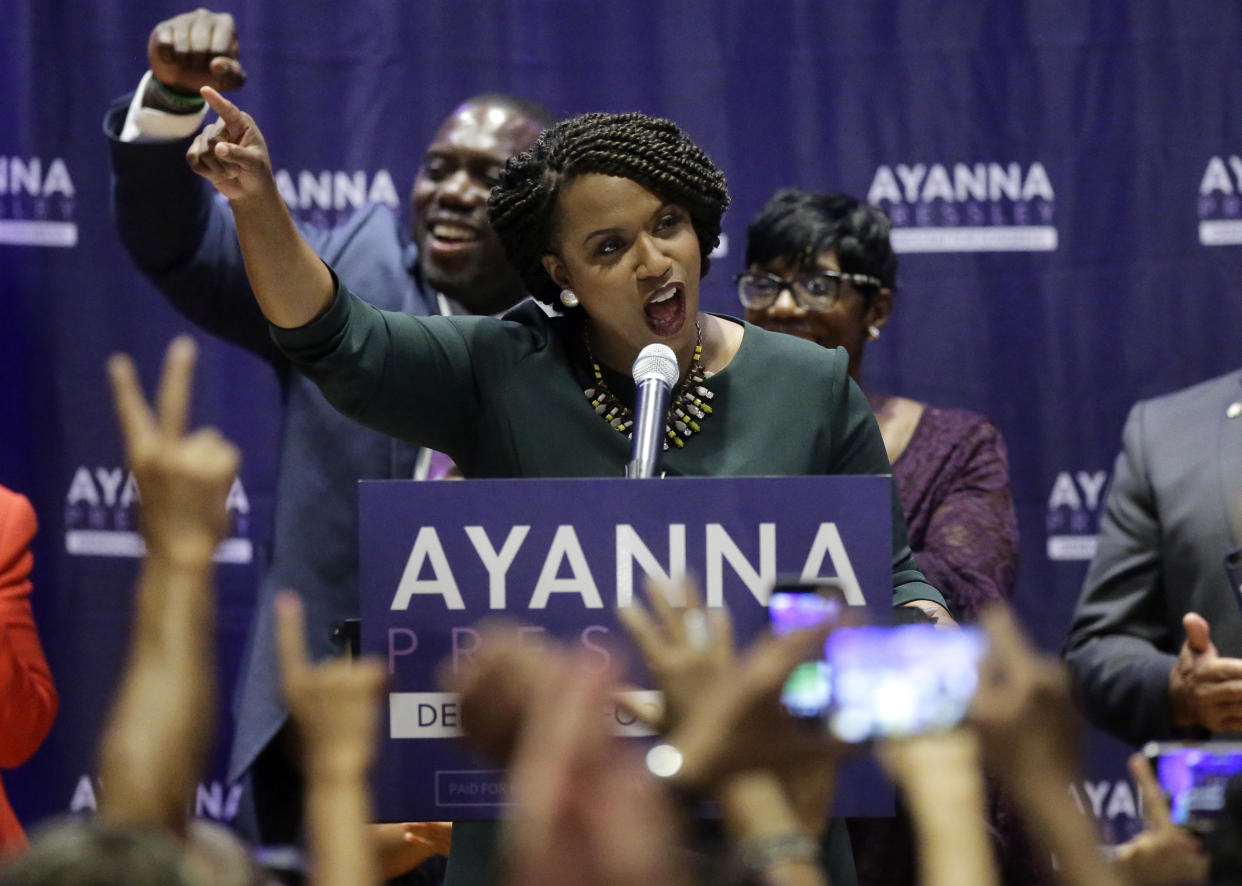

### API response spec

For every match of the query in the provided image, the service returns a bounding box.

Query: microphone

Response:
[625,343,679,479]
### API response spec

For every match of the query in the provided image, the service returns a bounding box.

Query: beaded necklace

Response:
[582,322,715,450]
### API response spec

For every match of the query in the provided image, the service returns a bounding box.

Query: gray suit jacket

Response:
[1064,370,1242,745]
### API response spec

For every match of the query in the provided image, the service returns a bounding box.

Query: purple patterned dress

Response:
[891,405,1018,621]
[851,405,1046,886]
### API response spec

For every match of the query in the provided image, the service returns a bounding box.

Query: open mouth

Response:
[643,283,687,336]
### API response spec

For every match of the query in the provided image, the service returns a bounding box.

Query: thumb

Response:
[1184,612,1214,655]
[209,56,247,90]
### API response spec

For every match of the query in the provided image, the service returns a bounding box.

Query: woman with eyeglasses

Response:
[739,189,1030,886]
[738,189,1018,623]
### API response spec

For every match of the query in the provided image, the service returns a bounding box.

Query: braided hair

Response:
[488,112,730,306]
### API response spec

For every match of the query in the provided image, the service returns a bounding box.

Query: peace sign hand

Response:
[107,336,240,564]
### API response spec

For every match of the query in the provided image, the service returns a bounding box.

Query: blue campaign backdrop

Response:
[3,0,1242,842]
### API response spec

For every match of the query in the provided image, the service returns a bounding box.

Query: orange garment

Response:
[0,487,58,854]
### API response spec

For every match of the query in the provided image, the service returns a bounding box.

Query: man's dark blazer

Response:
[105,98,434,840]
[1065,369,1242,745]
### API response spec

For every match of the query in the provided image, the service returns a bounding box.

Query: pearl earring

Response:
[867,325,881,340]
[560,289,580,309]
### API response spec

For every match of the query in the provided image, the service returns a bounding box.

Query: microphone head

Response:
[632,343,679,390]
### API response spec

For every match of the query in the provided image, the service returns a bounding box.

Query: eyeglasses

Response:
[734,269,883,311]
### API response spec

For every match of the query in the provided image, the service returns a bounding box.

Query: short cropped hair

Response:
[460,93,557,129]
[744,189,897,291]
[488,111,730,306]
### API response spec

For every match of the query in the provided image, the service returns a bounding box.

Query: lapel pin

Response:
[1228,402,1242,419]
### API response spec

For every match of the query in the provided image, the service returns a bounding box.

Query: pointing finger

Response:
[200,85,246,129]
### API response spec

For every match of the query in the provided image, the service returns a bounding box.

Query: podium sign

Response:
[361,475,896,821]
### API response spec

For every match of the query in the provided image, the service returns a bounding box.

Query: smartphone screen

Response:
[1144,741,1242,834]
[769,580,847,722]
[769,599,986,740]
[825,625,985,741]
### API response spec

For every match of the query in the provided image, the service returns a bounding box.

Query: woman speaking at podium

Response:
[187,86,952,884]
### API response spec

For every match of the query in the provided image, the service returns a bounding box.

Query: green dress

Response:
[273,280,948,886]
[274,282,945,609]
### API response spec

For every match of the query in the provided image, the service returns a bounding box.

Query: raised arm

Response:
[276,591,385,886]
[974,606,1128,886]
[878,731,998,886]
[97,337,240,835]
[189,87,333,328]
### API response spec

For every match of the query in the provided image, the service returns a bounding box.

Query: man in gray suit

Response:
[1065,370,1242,744]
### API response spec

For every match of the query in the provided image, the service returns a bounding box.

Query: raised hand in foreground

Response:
[619,580,839,884]
[970,605,1126,886]
[276,590,386,886]
[878,730,998,886]
[618,581,843,822]
[98,336,239,835]
[1112,753,1208,886]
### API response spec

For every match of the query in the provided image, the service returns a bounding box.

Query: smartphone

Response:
[768,578,848,721]
[769,583,986,740]
[1143,741,1242,835]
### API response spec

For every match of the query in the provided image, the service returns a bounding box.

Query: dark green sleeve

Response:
[271,274,507,463]
[829,368,949,612]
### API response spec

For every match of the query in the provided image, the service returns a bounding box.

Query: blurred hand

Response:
[900,598,958,629]
[969,605,1079,783]
[187,87,274,201]
[402,821,452,857]
[1169,612,1242,732]
[276,591,386,777]
[615,579,733,730]
[370,822,447,880]
[1112,753,1208,886]
[502,657,690,886]
[441,623,562,766]
[878,728,982,796]
[148,9,246,93]
[618,580,844,796]
[879,730,999,886]
[107,336,239,564]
